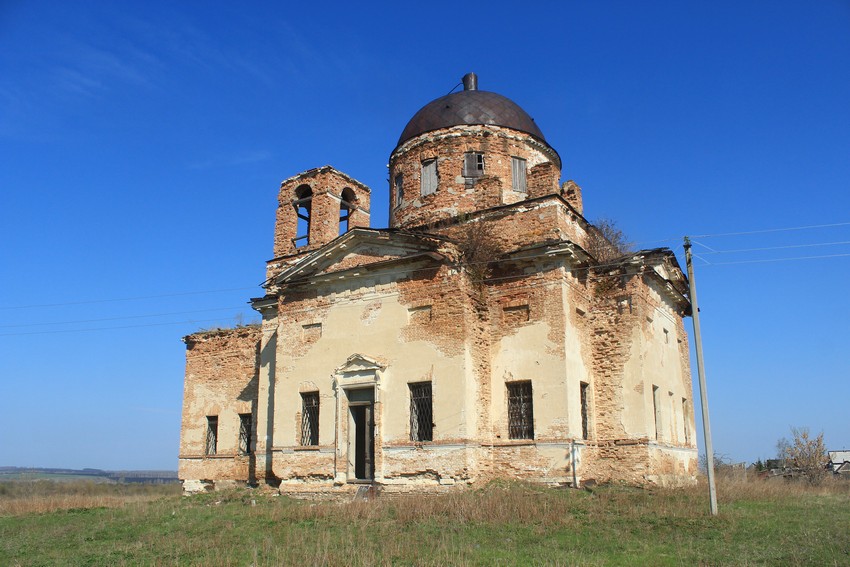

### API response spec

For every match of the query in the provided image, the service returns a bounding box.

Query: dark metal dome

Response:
[396,75,547,147]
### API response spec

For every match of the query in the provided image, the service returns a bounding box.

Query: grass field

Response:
[1,477,848,566]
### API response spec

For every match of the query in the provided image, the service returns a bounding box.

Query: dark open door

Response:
[348,388,375,481]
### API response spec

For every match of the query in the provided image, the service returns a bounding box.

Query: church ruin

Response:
[178,73,698,494]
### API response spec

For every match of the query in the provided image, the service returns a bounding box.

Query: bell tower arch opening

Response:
[293,184,313,248]
[339,187,356,235]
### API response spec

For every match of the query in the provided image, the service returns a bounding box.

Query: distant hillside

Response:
[0,466,179,484]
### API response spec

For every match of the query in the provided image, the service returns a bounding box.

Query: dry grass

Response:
[1,476,848,566]
[0,480,179,515]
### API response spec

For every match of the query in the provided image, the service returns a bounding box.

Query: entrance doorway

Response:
[347,388,374,481]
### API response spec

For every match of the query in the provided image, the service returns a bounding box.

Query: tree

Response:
[781,426,828,485]
[455,221,502,286]
[586,218,634,263]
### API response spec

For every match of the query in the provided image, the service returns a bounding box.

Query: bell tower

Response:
[272,166,371,257]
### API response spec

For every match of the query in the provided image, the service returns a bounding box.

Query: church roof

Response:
[396,73,547,147]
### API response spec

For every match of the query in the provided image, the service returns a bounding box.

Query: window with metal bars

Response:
[238,413,252,454]
[205,416,218,456]
[463,152,484,178]
[409,382,433,442]
[580,382,590,440]
[300,392,320,446]
[507,381,534,440]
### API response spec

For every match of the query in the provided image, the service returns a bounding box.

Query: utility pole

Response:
[683,236,718,516]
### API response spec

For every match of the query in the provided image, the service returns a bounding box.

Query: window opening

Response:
[394,174,404,208]
[339,187,355,235]
[507,381,534,439]
[511,156,527,192]
[463,152,484,178]
[205,416,218,456]
[300,392,320,446]
[238,413,252,454]
[409,382,433,442]
[580,382,590,440]
[293,185,313,247]
[652,385,661,441]
[682,398,690,445]
[421,159,438,196]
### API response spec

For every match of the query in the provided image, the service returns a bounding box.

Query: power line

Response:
[705,253,850,266]
[5,222,849,320]
[0,286,257,311]
[691,240,850,255]
[690,221,850,239]
[0,306,251,329]
[0,316,260,337]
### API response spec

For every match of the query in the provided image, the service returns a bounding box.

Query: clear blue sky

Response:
[2,1,848,471]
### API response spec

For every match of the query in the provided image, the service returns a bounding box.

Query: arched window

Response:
[293,185,313,247]
[339,187,356,235]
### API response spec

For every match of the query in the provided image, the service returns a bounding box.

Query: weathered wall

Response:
[178,326,261,489]
[271,260,478,487]
[273,166,371,258]
[389,125,560,229]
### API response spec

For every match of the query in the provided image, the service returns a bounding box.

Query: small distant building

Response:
[827,451,850,476]
[178,73,698,495]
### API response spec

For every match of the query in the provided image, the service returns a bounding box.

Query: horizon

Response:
[1,0,849,471]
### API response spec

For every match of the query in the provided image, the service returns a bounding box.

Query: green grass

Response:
[1,479,849,566]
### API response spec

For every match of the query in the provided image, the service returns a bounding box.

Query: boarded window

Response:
[394,174,404,208]
[421,159,438,196]
[238,413,252,454]
[301,392,320,446]
[580,382,590,440]
[463,152,484,177]
[511,157,527,192]
[507,381,534,440]
[205,416,218,456]
[409,382,433,442]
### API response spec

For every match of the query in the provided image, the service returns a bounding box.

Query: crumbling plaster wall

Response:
[178,325,261,487]
[270,263,479,485]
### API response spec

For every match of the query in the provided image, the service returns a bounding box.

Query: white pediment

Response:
[335,353,386,376]
[274,229,442,285]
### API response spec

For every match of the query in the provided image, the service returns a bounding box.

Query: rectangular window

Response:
[463,152,484,178]
[507,381,534,440]
[394,174,404,208]
[652,385,661,441]
[300,392,320,446]
[205,416,218,456]
[682,398,690,445]
[238,413,252,454]
[421,159,438,196]
[511,156,527,192]
[580,382,590,440]
[409,382,433,442]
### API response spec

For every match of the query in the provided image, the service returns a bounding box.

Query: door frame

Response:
[332,354,384,484]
